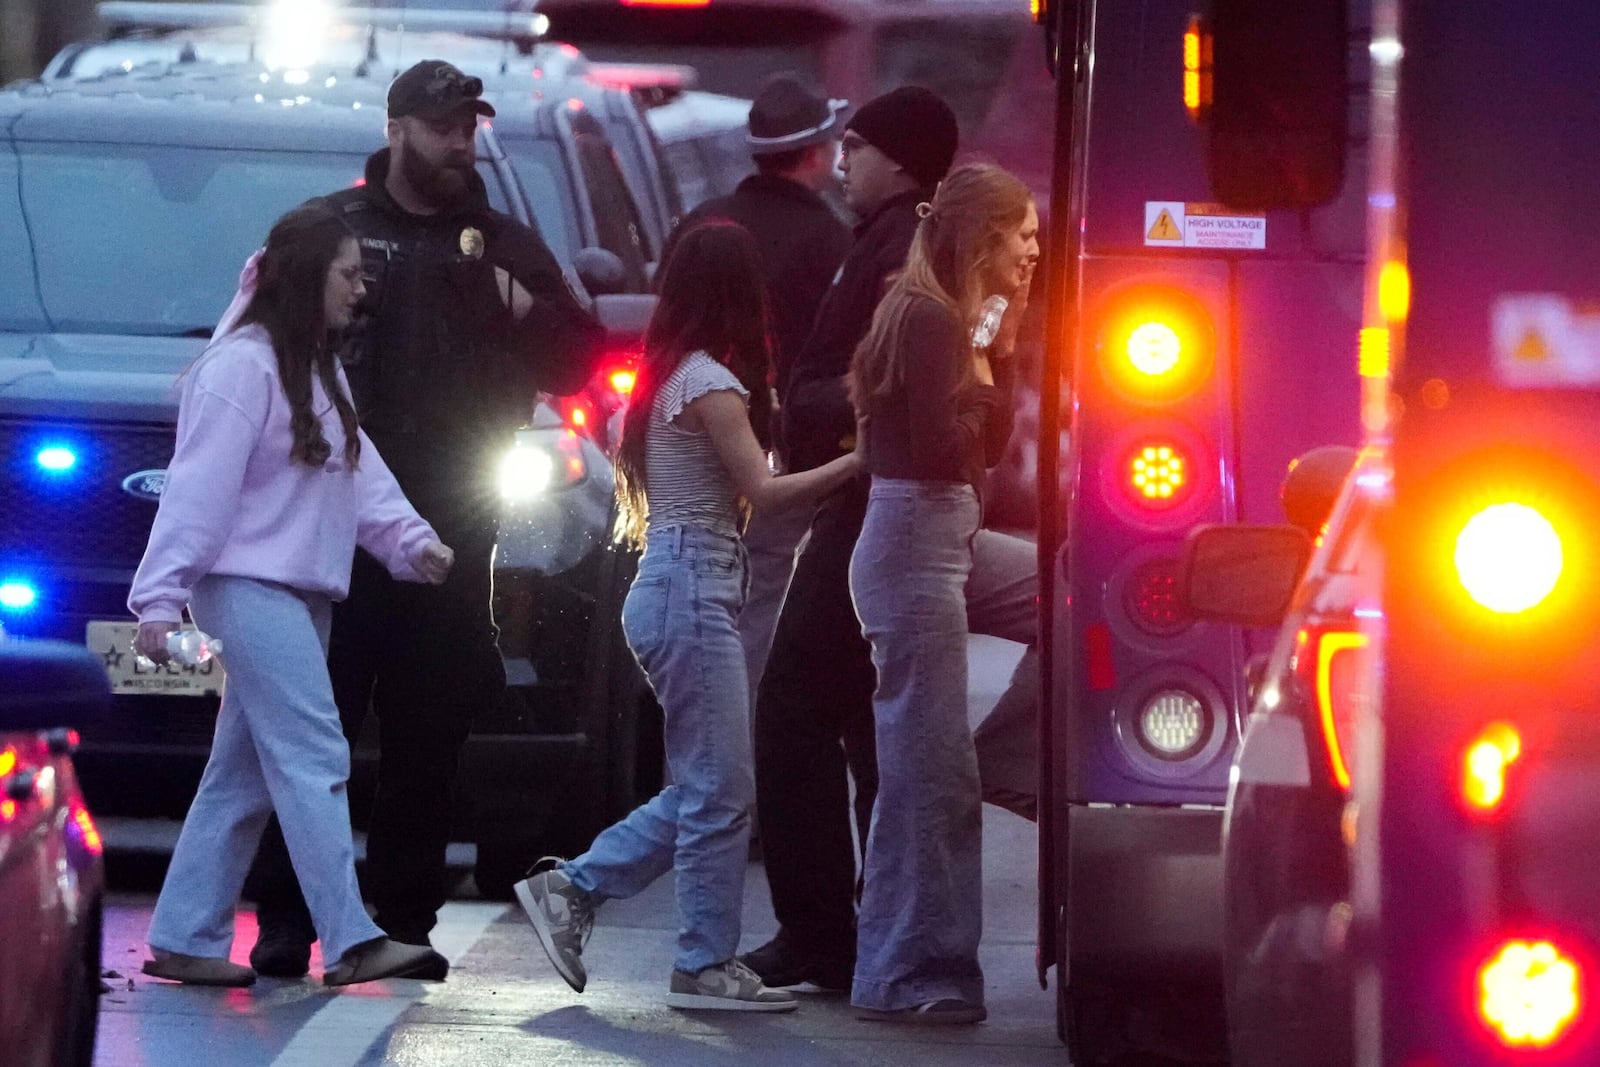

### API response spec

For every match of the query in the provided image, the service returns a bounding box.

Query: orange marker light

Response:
[1127,322,1183,377]
[0,749,14,778]
[1128,443,1188,504]
[1462,722,1522,814]
[1454,502,1564,614]
[71,804,103,855]
[1097,288,1215,404]
[1478,940,1582,1049]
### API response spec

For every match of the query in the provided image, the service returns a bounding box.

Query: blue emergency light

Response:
[0,581,38,612]
[35,445,78,473]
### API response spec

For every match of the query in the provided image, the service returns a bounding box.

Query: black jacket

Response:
[661,174,851,403]
[322,149,603,496]
[782,187,930,473]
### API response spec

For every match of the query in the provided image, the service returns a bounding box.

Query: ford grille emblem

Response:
[121,469,166,502]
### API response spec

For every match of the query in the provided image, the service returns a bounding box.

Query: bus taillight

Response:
[1126,440,1192,508]
[1477,939,1583,1050]
[1460,721,1521,816]
[1097,287,1216,404]
[1454,501,1564,615]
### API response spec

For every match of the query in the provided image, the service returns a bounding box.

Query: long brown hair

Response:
[615,221,772,546]
[237,204,362,468]
[850,163,1032,409]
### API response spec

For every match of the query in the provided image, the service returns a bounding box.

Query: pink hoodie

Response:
[129,308,438,625]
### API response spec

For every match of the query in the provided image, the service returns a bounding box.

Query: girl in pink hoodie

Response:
[129,204,454,989]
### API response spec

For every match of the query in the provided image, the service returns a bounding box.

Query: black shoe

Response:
[249,926,313,979]
[383,932,449,981]
[739,935,852,991]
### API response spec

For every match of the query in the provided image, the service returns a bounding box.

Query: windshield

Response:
[1,141,510,336]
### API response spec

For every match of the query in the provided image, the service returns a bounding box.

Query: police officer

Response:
[246,60,604,979]
[658,75,853,709]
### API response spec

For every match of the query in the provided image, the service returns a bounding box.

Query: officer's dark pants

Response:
[248,514,503,946]
[752,480,876,965]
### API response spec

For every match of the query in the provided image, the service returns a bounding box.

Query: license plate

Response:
[85,621,224,697]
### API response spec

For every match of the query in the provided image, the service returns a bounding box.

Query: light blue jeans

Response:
[562,524,752,975]
[848,479,984,1011]
[147,576,383,965]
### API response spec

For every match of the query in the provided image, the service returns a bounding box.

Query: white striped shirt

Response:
[644,351,749,538]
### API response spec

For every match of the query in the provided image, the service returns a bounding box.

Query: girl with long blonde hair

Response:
[846,163,1039,1023]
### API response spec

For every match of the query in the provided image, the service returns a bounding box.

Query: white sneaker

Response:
[665,958,799,1012]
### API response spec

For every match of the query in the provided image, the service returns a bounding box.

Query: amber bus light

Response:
[1454,501,1564,614]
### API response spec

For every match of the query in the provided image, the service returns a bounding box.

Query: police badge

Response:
[459,227,485,258]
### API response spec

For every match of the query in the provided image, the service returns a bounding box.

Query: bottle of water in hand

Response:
[135,629,223,671]
[972,294,1009,348]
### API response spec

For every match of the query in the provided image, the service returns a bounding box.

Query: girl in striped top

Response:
[517,221,860,1011]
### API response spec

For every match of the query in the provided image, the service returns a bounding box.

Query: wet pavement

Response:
[92,638,1064,1066]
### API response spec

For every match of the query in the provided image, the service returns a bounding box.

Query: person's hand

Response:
[993,269,1035,358]
[495,267,534,323]
[416,541,455,584]
[135,621,177,664]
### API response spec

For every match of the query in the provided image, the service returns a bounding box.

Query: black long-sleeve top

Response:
[858,296,1015,491]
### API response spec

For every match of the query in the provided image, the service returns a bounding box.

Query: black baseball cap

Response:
[388,60,496,120]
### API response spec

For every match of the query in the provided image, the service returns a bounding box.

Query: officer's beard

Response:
[398,141,473,210]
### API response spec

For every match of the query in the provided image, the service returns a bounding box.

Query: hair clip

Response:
[915,201,935,220]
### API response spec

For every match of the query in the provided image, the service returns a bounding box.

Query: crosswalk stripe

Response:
[266,902,507,1067]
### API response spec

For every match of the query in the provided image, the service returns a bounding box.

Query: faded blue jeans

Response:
[147,576,384,966]
[562,524,752,975]
[848,478,984,1011]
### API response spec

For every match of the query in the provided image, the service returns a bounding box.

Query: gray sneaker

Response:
[514,858,596,993]
[665,958,800,1013]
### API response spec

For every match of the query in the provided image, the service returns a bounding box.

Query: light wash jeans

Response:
[562,524,752,975]
[735,502,811,715]
[147,576,383,965]
[848,478,984,1011]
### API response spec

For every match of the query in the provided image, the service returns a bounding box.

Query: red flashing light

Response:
[352,177,366,188]
[608,368,638,396]
[622,0,712,7]
[0,799,14,822]
[1126,441,1192,508]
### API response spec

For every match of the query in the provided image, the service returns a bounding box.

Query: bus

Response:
[1032,0,1366,1061]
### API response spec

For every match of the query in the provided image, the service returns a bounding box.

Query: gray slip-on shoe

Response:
[142,950,256,988]
[323,938,441,988]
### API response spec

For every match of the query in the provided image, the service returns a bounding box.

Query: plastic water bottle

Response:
[135,629,223,670]
[972,294,1009,348]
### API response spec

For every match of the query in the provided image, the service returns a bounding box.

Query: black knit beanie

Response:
[845,86,958,188]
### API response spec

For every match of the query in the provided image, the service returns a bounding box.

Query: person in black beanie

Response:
[742,85,1041,993]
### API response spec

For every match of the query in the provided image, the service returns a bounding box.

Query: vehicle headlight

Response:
[497,429,588,502]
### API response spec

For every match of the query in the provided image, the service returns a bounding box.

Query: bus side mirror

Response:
[1179,524,1311,628]
[1206,0,1348,210]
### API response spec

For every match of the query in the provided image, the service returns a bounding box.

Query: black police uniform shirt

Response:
[320,148,603,502]
[661,173,851,406]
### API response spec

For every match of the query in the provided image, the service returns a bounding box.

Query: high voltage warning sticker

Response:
[1144,201,1267,249]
